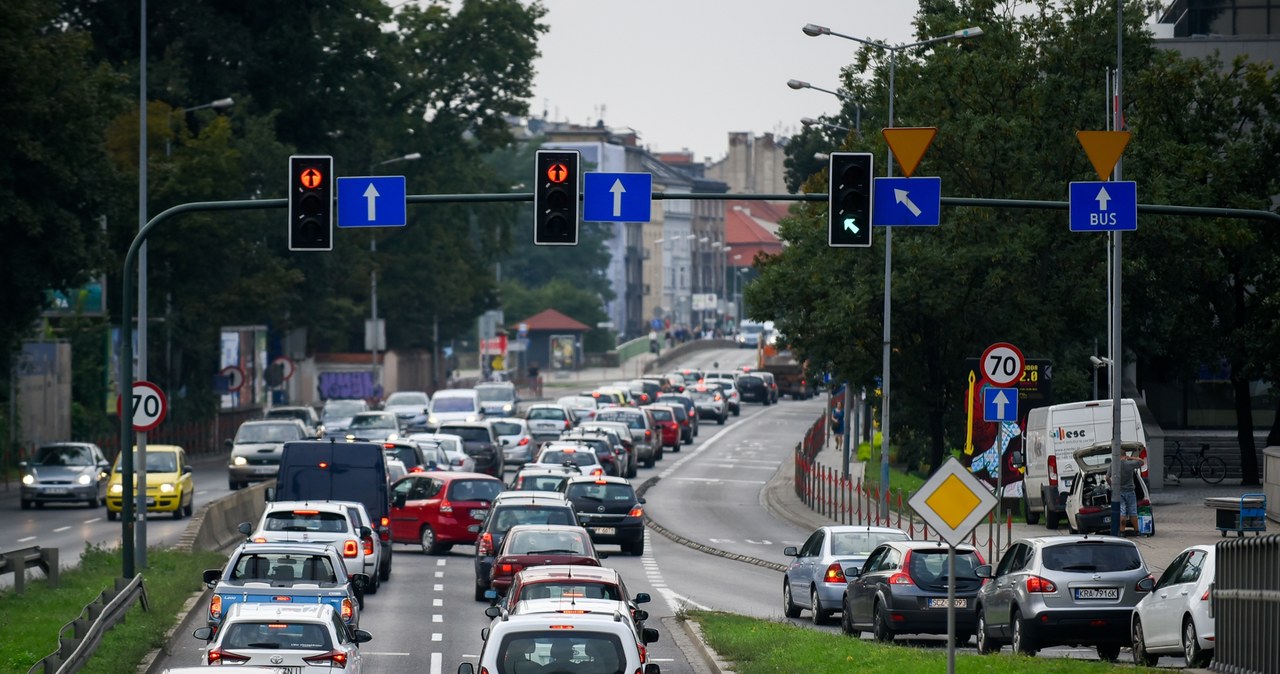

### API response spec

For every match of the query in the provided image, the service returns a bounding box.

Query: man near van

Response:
[1109,455,1147,534]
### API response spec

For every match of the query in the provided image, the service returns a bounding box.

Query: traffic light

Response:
[828,152,873,247]
[534,149,580,246]
[289,155,334,251]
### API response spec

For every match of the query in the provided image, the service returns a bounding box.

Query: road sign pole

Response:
[947,544,957,674]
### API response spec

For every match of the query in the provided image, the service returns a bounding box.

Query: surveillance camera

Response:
[1089,356,1103,366]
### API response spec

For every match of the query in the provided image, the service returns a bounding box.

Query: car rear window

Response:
[490,506,577,532]
[516,474,568,491]
[738,375,763,386]
[517,581,621,601]
[528,408,567,420]
[539,450,597,466]
[448,479,503,502]
[264,510,350,533]
[506,529,589,555]
[492,421,523,436]
[648,408,673,421]
[595,412,643,429]
[1041,542,1144,572]
[497,633,624,672]
[566,482,636,503]
[830,531,911,556]
[439,426,491,443]
[221,621,332,650]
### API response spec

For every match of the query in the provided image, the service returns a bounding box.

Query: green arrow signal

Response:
[843,217,859,233]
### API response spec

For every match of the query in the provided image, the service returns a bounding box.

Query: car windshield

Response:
[492,421,523,436]
[232,553,338,583]
[448,479,503,502]
[497,633,624,673]
[439,426,490,443]
[236,423,301,443]
[507,530,588,555]
[385,447,419,467]
[322,400,365,418]
[477,387,515,402]
[566,483,636,503]
[518,582,621,601]
[220,621,332,651]
[1041,543,1144,572]
[594,412,642,429]
[830,531,911,555]
[350,414,396,429]
[33,446,94,466]
[528,408,566,420]
[115,451,177,473]
[385,392,428,407]
[740,323,763,334]
[433,397,476,413]
[264,510,350,533]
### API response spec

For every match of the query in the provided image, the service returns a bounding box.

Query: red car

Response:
[489,524,601,596]
[389,471,503,554]
[643,404,680,451]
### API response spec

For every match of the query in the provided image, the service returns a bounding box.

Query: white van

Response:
[426,388,483,429]
[1022,398,1147,529]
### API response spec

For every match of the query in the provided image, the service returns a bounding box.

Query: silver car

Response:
[974,535,1151,661]
[19,442,111,509]
[227,419,310,490]
[783,525,909,625]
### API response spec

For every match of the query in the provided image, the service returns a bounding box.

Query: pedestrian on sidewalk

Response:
[831,401,845,453]
[1108,455,1147,534]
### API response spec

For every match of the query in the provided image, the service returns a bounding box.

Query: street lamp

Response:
[799,22,983,517]
[368,152,422,397]
[801,117,852,134]
[375,152,422,168]
[1090,355,1113,400]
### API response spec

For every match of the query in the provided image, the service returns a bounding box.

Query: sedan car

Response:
[106,445,195,521]
[226,419,310,490]
[841,540,986,643]
[19,442,111,509]
[320,398,368,435]
[974,535,1151,660]
[192,604,371,671]
[489,524,602,596]
[559,475,646,555]
[381,390,430,430]
[492,417,534,467]
[389,471,503,554]
[1131,544,1216,667]
[783,526,910,625]
[344,411,403,442]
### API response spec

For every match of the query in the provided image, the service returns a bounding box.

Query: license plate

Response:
[1102,516,1111,524]
[253,466,277,474]
[45,487,68,495]
[928,598,967,608]
[1074,588,1118,600]
[590,527,616,536]
[471,508,489,520]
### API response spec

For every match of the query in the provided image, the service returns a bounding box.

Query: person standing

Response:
[1112,455,1147,534]
[831,401,845,453]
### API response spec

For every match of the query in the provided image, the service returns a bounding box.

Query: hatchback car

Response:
[841,540,986,643]
[735,373,771,405]
[106,445,195,521]
[473,493,581,601]
[245,501,377,594]
[525,404,575,442]
[389,471,503,554]
[973,535,1151,660]
[226,419,310,490]
[643,404,681,451]
[476,381,520,417]
[706,377,741,416]
[344,411,402,442]
[489,524,602,596]
[529,443,606,476]
[434,422,504,477]
[562,428,630,478]
[380,390,430,430]
[592,407,658,468]
[688,386,729,424]
[263,405,322,437]
[492,417,534,467]
[192,604,371,671]
[557,395,601,424]
[458,609,654,674]
[1131,544,1216,667]
[783,526,910,625]
[509,468,574,492]
[559,475,646,556]
[656,393,699,437]
[19,442,111,509]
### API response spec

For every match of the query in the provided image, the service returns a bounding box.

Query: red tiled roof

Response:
[725,200,784,266]
[513,308,590,332]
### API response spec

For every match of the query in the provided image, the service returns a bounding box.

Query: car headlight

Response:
[233,456,248,466]
[22,474,35,485]
[387,432,399,441]
[466,414,478,422]
[428,415,438,425]
[159,483,175,493]
[77,474,93,485]
[110,483,123,494]
[503,403,513,412]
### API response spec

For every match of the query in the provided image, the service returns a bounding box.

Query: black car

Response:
[735,374,771,405]
[841,540,986,644]
[472,493,580,601]
[559,475,645,556]
[436,421,504,477]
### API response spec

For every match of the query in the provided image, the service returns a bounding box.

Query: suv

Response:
[592,407,658,468]
[973,535,1151,660]
[435,421,504,477]
[705,378,741,416]
[688,386,729,425]
[735,373,771,405]
[381,390,430,430]
[472,493,580,601]
[559,475,646,555]
[225,419,310,490]
[263,406,322,437]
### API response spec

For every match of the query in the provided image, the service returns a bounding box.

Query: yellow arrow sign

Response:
[882,127,937,178]
[1076,130,1131,181]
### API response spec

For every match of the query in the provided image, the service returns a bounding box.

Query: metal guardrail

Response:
[27,574,149,674]
[1212,533,1280,673]
[1,546,59,594]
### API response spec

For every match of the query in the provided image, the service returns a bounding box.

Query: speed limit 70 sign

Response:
[115,380,168,432]
[980,342,1025,387]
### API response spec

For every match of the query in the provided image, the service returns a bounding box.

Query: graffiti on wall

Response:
[318,371,379,401]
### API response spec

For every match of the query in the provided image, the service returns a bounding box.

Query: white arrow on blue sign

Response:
[1069,181,1137,232]
[873,176,942,226]
[983,386,1019,423]
[583,172,652,223]
[337,176,407,227]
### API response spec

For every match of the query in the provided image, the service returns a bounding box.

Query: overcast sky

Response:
[529,0,921,162]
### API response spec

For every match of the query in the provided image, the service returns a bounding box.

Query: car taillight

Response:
[304,650,349,668]
[888,572,914,585]
[252,537,268,543]
[478,533,493,556]
[1047,455,1058,487]
[1138,447,1149,477]
[823,563,846,584]
[644,430,652,440]
[1025,575,1057,593]
[440,499,453,513]
[410,466,424,472]
[209,595,222,619]
[362,535,374,556]
[1201,588,1211,601]
[639,644,647,663]
[564,420,572,429]
[1079,506,1105,514]
[341,598,354,621]
[207,648,250,665]
[591,468,604,476]
[627,505,644,518]
[343,539,359,557]
[519,437,530,446]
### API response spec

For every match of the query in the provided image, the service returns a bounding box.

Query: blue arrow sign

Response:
[1069,181,1137,232]
[983,386,1019,423]
[873,177,942,226]
[583,173,652,223]
[337,176,407,227]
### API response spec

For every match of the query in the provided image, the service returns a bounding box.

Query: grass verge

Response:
[0,544,226,673]
[689,610,1155,674]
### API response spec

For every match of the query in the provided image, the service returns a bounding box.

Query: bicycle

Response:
[1165,440,1227,484]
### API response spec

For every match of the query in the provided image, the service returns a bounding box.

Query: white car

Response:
[1131,544,1216,667]
[525,403,575,442]
[193,603,371,671]
[459,607,655,674]
[332,500,388,588]
[492,417,534,466]
[408,433,477,472]
[246,501,378,595]
[527,443,605,476]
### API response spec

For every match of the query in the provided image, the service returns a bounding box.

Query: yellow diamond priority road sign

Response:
[909,457,998,547]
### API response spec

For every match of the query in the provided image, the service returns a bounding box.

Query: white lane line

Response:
[54,526,71,533]
[432,633,443,642]
[434,571,444,578]
[431,652,442,674]
[432,598,443,607]
[365,651,412,656]
[436,559,447,566]
[669,477,766,485]
[432,614,443,623]
[434,583,443,591]
[84,518,102,524]
[18,536,36,543]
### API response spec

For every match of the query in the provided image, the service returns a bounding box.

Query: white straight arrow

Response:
[363,183,380,221]
[1095,186,1111,211]
[610,179,626,217]
[993,389,1011,419]
[894,189,922,217]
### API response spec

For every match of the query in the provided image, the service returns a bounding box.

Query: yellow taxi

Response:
[106,444,195,520]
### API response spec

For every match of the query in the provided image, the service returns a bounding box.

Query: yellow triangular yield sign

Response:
[1076,130,1131,181]
[882,127,937,178]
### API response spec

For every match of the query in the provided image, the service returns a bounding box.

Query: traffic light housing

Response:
[289,155,334,251]
[534,149,580,246]
[828,152,873,247]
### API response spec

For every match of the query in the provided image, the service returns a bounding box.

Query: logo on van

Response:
[1055,427,1090,440]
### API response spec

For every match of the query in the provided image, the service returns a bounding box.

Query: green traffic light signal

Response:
[828,152,873,248]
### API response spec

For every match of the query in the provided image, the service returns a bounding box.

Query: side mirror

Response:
[467,524,482,533]
[458,665,476,674]
[642,627,660,644]
[354,628,373,643]
[783,546,799,557]
[639,497,646,504]
[633,609,649,621]
[237,522,253,536]
[351,573,371,590]
[224,439,233,449]
[202,568,222,586]
[392,493,407,508]
[183,465,193,474]
[264,486,276,501]
[18,460,27,469]
[633,592,650,604]
[360,526,373,538]
[480,627,490,641]
[192,626,213,641]
[974,564,993,579]
[484,606,501,619]
[1136,576,1155,592]
[846,566,861,579]
[644,664,661,674]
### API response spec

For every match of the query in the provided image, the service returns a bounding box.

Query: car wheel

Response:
[643,456,655,468]
[366,571,380,594]
[420,525,441,555]
[1096,644,1120,662]
[872,601,894,642]
[1011,610,1036,656]
[107,509,119,521]
[1023,494,1040,525]
[20,499,31,510]
[840,596,860,636]
[626,537,645,556]
[1132,618,1159,666]
[656,446,664,461]
[474,581,488,602]
[671,443,680,453]
[954,633,973,647]
[228,481,240,491]
[173,501,185,520]
[1183,615,1210,667]
[810,588,830,625]
[184,496,194,517]
[380,555,392,582]
[1045,510,1061,530]
[86,497,98,508]
[976,610,1000,654]
[718,414,726,425]
[782,582,801,619]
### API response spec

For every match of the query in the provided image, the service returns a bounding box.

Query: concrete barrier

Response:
[175,481,272,553]
[644,339,739,373]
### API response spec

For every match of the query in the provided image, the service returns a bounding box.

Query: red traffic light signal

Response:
[289,155,334,251]
[534,150,580,246]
